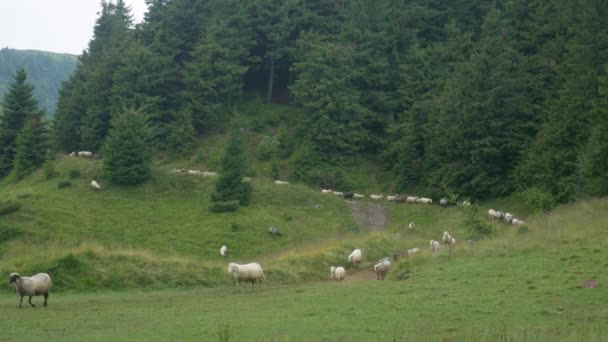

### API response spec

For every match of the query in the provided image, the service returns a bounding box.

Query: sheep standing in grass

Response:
[321,189,332,193]
[227,262,265,289]
[353,193,365,199]
[370,194,383,200]
[90,180,101,190]
[275,180,289,185]
[374,258,391,280]
[332,191,343,196]
[406,196,418,203]
[330,266,346,282]
[430,240,441,254]
[488,209,497,220]
[386,195,398,202]
[442,231,454,246]
[9,273,52,308]
[440,197,449,206]
[504,213,513,223]
[348,248,363,267]
[268,226,282,237]
[407,248,420,256]
[417,197,433,204]
[512,218,525,225]
[408,221,415,231]
[220,245,228,257]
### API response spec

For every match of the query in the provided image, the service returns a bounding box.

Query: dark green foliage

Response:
[43,158,57,180]
[268,158,280,180]
[69,169,81,179]
[463,205,494,239]
[0,200,21,216]
[0,224,23,243]
[102,110,152,185]
[208,200,240,213]
[257,135,279,161]
[0,69,40,178]
[13,116,49,179]
[521,188,557,214]
[209,127,252,210]
[57,181,72,189]
[166,108,196,155]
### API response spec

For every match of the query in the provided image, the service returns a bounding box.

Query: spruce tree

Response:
[209,126,252,212]
[102,110,152,185]
[0,69,39,178]
[13,115,49,179]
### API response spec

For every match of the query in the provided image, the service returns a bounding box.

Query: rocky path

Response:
[345,200,389,231]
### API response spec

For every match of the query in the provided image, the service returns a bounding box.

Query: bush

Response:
[57,181,72,189]
[522,188,556,213]
[257,135,279,161]
[69,169,81,179]
[463,204,494,238]
[268,158,280,180]
[0,224,23,243]
[0,200,21,216]
[43,159,57,180]
[208,200,240,213]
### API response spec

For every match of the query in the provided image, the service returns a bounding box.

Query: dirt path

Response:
[345,200,389,231]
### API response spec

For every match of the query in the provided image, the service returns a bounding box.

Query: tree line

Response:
[6,0,607,205]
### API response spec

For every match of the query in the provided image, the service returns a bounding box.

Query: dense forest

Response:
[0,48,77,115]
[18,0,608,204]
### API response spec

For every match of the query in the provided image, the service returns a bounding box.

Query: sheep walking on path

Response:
[374,258,391,280]
[330,266,346,282]
[9,273,52,308]
[227,262,265,290]
[348,248,363,268]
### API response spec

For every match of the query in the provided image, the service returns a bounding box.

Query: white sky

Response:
[0,0,148,55]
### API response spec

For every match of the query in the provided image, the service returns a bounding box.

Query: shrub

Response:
[522,188,556,213]
[463,204,494,238]
[0,224,23,243]
[43,159,57,180]
[69,169,81,179]
[268,158,280,180]
[0,200,21,216]
[208,200,240,213]
[57,181,72,189]
[257,135,279,161]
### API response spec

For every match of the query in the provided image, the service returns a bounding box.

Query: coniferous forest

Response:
[34,0,608,204]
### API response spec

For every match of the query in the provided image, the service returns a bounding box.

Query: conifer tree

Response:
[102,109,152,185]
[0,69,39,178]
[13,115,49,179]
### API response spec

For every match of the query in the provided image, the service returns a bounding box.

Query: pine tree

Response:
[102,109,152,185]
[0,69,39,178]
[166,107,196,155]
[13,115,49,179]
[209,126,252,212]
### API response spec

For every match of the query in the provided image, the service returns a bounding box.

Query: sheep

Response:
[187,169,202,175]
[9,272,52,308]
[227,262,265,289]
[77,151,93,158]
[69,151,76,156]
[429,240,441,254]
[370,194,383,200]
[408,221,415,231]
[395,195,407,203]
[321,189,332,193]
[90,180,101,190]
[275,180,289,185]
[417,197,433,204]
[504,213,513,223]
[442,231,453,246]
[386,195,398,202]
[330,266,346,282]
[343,192,354,199]
[407,247,421,256]
[512,218,525,225]
[348,248,363,267]
[406,196,419,203]
[373,258,391,280]
[488,209,497,220]
[440,197,449,206]
[203,171,217,177]
[332,191,343,196]
[353,193,365,199]
[268,226,282,237]
[220,245,228,257]
[460,200,471,206]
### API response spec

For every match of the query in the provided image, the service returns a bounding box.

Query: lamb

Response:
[408,221,415,231]
[442,231,453,246]
[512,218,525,225]
[348,248,363,267]
[329,266,346,282]
[268,226,282,237]
[353,193,365,199]
[220,245,228,257]
[370,194,383,200]
[417,197,433,204]
[440,197,449,206]
[321,189,332,193]
[9,272,52,308]
[90,180,101,190]
[275,180,289,185]
[373,258,391,280]
[227,262,265,289]
[407,247,421,256]
[429,240,441,254]
[406,196,419,203]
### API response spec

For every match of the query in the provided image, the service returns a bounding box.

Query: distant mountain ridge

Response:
[0,48,78,117]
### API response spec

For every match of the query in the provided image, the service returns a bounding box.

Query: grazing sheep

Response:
[460,200,471,206]
[370,194,383,200]
[170,168,185,173]
[9,273,52,308]
[353,193,365,199]
[395,195,407,203]
[187,169,202,175]
[202,171,217,177]
[343,192,354,199]
[386,195,398,202]
[407,247,421,256]
[90,180,101,190]
[268,226,282,237]
[348,248,363,267]
[220,245,228,257]
[332,191,343,196]
[373,258,391,280]
[417,197,433,204]
[275,180,289,185]
[406,196,418,203]
[227,262,265,289]
[321,189,332,193]
[78,151,93,158]
[504,213,513,223]
[330,266,346,282]
[442,231,453,246]
[440,197,449,206]
[488,209,497,220]
[408,221,415,231]
[512,218,525,225]
[430,240,441,254]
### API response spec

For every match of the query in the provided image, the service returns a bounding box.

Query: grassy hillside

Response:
[0,48,77,116]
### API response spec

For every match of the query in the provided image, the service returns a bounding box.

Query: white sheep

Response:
[220,245,227,257]
[488,209,497,220]
[407,247,420,256]
[460,200,471,206]
[348,248,363,267]
[353,193,365,199]
[417,197,433,204]
[9,273,52,308]
[330,266,346,282]
[78,151,93,158]
[429,240,441,254]
[275,180,289,185]
[332,191,343,196]
[440,197,449,206]
[227,262,265,289]
[406,196,418,203]
[370,194,383,200]
[408,221,415,231]
[504,213,513,223]
[387,195,399,202]
[69,151,76,156]
[321,189,332,193]
[203,171,217,177]
[512,218,525,225]
[373,258,391,280]
[442,231,453,246]
[90,180,101,190]
[187,169,202,175]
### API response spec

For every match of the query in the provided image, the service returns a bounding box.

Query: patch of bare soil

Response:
[345,200,389,231]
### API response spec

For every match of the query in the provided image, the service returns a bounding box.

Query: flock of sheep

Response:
[488,209,525,225]
[321,189,436,205]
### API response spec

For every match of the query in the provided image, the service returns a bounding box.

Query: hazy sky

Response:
[0,0,147,55]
